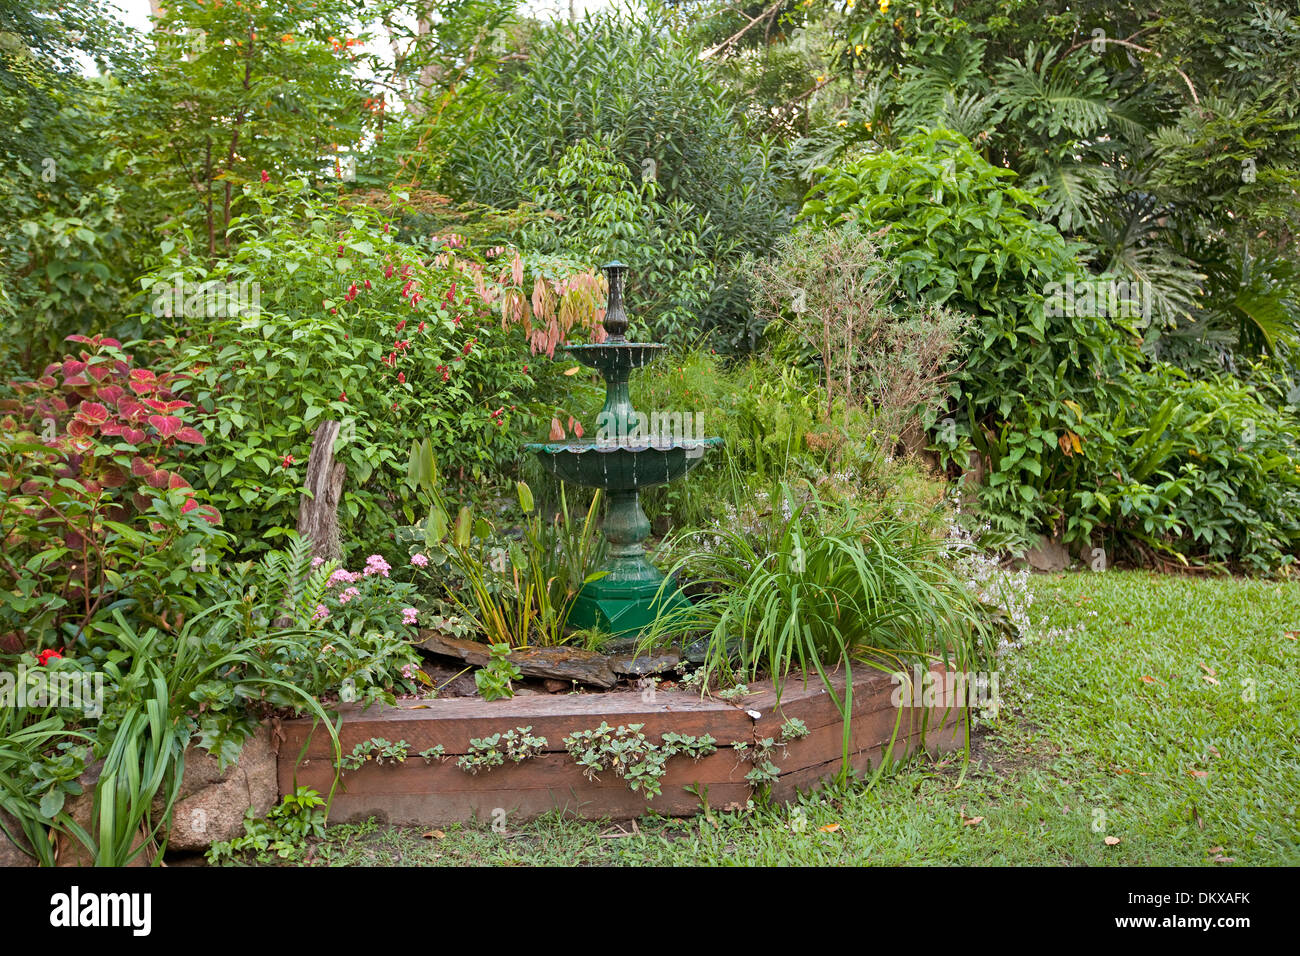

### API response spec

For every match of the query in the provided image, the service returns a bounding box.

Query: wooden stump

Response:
[297,420,346,562]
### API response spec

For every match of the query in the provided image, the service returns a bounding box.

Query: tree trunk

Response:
[297,420,346,562]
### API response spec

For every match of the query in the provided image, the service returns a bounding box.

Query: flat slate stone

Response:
[609,649,681,677]
[601,636,643,656]
[683,638,709,665]
[416,630,618,689]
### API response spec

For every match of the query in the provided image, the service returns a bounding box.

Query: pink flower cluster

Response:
[312,604,330,622]
[410,553,429,567]
[363,554,391,577]
[402,607,419,626]
[327,568,360,588]
[338,586,361,604]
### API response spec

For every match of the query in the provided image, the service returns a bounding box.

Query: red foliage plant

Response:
[0,335,221,645]
[1,335,217,522]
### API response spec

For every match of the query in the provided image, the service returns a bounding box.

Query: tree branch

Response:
[1064,36,1199,105]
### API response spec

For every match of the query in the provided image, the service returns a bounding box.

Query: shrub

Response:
[1067,368,1300,572]
[142,180,603,559]
[0,334,222,649]
[747,222,968,443]
[519,138,720,346]
[801,128,1142,542]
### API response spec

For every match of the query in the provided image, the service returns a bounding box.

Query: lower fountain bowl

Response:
[523,438,723,490]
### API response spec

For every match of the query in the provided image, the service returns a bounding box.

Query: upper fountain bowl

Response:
[564,341,668,373]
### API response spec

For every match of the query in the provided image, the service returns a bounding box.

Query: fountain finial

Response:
[602,261,629,340]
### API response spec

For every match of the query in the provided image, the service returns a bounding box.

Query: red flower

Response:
[384,265,394,279]
[281,453,295,468]
[337,245,345,256]
[260,170,270,183]
[36,649,62,666]
[395,319,406,332]
[397,372,406,384]
[344,283,358,301]
[364,279,372,290]
[340,391,347,402]
[417,321,426,333]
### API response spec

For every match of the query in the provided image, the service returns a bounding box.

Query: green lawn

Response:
[299,571,1300,866]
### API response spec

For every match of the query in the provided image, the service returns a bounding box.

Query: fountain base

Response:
[567,552,695,636]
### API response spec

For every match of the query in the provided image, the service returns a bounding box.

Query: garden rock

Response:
[56,756,155,867]
[417,630,618,688]
[610,648,681,677]
[162,724,278,852]
[0,810,35,867]
[1024,536,1071,572]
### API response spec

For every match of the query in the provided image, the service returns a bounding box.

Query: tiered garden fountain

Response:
[524,263,722,635]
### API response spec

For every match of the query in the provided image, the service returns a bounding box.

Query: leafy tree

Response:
[0,2,141,371]
[434,4,790,348]
[518,138,719,344]
[112,0,374,260]
[765,0,1300,365]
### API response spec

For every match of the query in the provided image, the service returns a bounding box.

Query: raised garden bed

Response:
[278,665,967,826]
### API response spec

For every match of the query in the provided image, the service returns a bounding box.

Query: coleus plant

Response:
[0,335,221,647]
[3,334,218,524]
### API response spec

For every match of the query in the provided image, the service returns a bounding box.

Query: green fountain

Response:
[524,262,722,636]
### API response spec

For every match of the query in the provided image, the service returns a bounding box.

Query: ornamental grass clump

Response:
[650,482,995,769]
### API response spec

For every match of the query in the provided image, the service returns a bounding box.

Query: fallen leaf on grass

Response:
[422,829,445,840]
[1284,631,1297,641]
[962,816,985,826]
[818,823,841,833]
[1199,663,1218,677]
[1190,770,1209,778]
[1208,745,1221,758]
[1210,854,1236,864]
[1140,675,1164,685]
[1104,836,1121,846]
